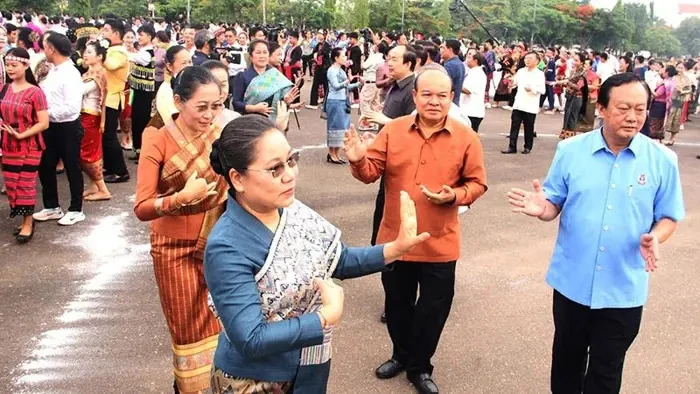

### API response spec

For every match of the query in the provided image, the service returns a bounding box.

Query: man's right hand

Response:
[343,125,369,163]
[507,179,548,218]
[251,102,273,115]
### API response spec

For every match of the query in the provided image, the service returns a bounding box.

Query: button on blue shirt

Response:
[543,129,685,309]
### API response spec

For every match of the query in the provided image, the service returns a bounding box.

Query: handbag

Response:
[345,86,352,114]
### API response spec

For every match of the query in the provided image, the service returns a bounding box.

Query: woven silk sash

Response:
[255,200,342,366]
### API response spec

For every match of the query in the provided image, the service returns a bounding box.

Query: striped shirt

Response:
[0,84,48,152]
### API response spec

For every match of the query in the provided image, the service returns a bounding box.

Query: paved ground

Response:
[1,91,699,394]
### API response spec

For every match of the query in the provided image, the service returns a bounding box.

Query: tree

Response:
[674,16,700,56]
[644,26,682,57]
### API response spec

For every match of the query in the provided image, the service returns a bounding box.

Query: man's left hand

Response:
[421,185,456,205]
[640,233,660,272]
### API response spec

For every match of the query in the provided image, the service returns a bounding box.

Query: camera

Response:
[214,44,245,66]
[359,28,373,43]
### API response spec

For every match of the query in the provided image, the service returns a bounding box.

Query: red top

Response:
[0,84,48,152]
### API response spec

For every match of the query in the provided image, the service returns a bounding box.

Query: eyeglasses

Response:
[186,101,224,114]
[245,151,300,178]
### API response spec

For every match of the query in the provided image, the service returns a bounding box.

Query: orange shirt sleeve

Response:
[134,126,179,221]
[453,132,488,206]
[349,127,388,184]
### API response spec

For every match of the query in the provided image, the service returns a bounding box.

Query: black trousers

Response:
[370,176,385,245]
[508,109,536,151]
[302,54,314,76]
[383,261,456,377]
[551,290,643,394]
[38,120,84,212]
[130,89,156,152]
[468,116,483,132]
[310,66,328,106]
[103,106,129,177]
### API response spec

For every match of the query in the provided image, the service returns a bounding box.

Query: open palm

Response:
[343,125,368,163]
[507,179,548,217]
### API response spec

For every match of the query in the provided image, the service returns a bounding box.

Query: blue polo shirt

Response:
[444,56,465,106]
[543,129,685,309]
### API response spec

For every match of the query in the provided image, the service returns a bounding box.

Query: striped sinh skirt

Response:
[211,367,292,394]
[80,113,104,182]
[2,149,42,217]
[150,232,221,394]
[325,99,350,148]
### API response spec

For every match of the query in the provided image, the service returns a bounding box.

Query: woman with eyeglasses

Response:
[204,115,429,393]
[134,66,227,394]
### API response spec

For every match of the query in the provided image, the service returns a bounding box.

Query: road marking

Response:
[13,213,151,389]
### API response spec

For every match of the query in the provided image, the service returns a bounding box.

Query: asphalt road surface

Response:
[2,92,699,394]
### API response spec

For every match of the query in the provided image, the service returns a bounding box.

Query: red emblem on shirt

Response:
[638,173,646,185]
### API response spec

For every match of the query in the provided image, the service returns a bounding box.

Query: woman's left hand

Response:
[384,191,431,261]
[276,101,290,130]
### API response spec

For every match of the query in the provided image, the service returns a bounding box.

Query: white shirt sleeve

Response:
[132,48,153,67]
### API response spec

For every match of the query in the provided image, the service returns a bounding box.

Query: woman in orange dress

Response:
[134,65,228,394]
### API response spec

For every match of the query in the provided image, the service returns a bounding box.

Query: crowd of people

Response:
[0,10,692,394]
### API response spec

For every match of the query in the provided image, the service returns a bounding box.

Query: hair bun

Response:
[210,139,225,175]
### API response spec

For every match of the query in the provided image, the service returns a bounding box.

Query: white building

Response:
[589,0,700,27]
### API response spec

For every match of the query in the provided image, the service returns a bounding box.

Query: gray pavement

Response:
[2,93,699,394]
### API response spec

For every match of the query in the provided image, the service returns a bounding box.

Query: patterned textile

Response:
[151,232,220,394]
[255,200,342,366]
[211,367,292,394]
[82,67,107,131]
[128,49,156,92]
[325,99,349,148]
[79,113,104,181]
[2,150,42,217]
[243,68,293,122]
[0,84,48,153]
[157,119,228,257]
[649,117,665,140]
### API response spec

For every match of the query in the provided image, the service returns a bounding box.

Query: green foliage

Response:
[674,17,700,56]
[645,26,682,57]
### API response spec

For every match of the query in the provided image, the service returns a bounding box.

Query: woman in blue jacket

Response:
[204,115,429,393]
[325,47,361,164]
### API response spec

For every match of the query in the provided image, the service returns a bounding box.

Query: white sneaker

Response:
[305,105,318,110]
[350,104,360,109]
[502,105,513,111]
[58,211,86,226]
[485,103,492,109]
[33,208,64,222]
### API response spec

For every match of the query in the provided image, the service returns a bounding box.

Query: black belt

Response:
[365,81,376,84]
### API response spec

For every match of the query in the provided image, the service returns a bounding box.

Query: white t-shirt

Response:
[596,60,616,83]
[460,65,486,118]
[512,67,546,115]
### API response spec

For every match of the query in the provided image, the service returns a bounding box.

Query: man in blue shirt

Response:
[439,39,464,106]
[508,73,685,393]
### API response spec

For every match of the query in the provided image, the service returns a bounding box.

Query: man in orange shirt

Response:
[345,68,487,394]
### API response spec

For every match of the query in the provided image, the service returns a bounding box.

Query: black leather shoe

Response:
[375,359,404,379]
[696,155,700,160]
[104,174,131,183]
[501,148,517,154]
[380,311,387,323]
[15,220,35,244]
[408,373,439,394]
[521,148,531,154]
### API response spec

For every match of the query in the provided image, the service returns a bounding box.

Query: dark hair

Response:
[210,115,279,187]
[171,66,220,102]
[23,14,31,23]
[247,39,269,55]
[4,48,38,86]
[85,40,108,62]
[411,44,428,67]
[5,23,17,34]
[597,73,648,108]
[574,52,586,63]
[40,16,48,25]
[600,52,609,61]
[165,45,187,65]
[347,32,358,40]
[665,65,678,78]
[155,30,170,43]
[331,47,344,62]
[288,30,300,39]
[45,32,72,56]
[415,40,437,60]
[620,56,633,72]
[648,59,657,66]
[249,26,266,39]
[137,23,156,39]
[635,55,645,64]
[486,39,494,47]
[394,45,417,71]
[104,18,126,39]
[201,59,228,74]
[269,41,281,55]
[17,27,34,49]
[472,51,485,67]
[444,39,460,55]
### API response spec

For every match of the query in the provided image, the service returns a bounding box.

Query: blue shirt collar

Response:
[224,194,284,242]
[590,128,644,157]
